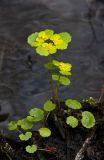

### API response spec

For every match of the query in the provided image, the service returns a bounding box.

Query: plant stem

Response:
[55,74,61,108]
[48,55,55,102]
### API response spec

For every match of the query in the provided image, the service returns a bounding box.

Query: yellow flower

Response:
[42,43,56,54]
[38,31,48,41]
[59,62,72,72]
[51,34,63,46]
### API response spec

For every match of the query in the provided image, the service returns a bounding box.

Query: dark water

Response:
[0,0,104,130]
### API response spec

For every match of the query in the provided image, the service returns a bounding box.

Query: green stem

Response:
[48,55,55,102]
[55,74,61,108]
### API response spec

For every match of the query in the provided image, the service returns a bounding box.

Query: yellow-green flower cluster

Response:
[27,29,72,56]
[53,60,72,76]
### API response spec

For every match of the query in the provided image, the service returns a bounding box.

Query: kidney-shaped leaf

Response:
[44,100,56,112]
[19,132,32,141]
[66,116,78,128]
[29,108,44,122]
[17,119,33,130]
[38,127,51,137]
[36,46,49,56]
[8,121,17,131]
[81,111,95,128]
[26,144,37,153]
[65,99,82,109]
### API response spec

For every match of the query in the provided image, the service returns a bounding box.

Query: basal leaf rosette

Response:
[81,111,95,128]
[65,99,82,109]
[66,116,78,128]
[27,29,72,56]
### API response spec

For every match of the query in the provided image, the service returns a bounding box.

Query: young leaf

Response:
[26,144,37,153]
[29,108,44,122]
[44,100,56,112]
[66,116,78,128]
[81,111,95,128]
[27,32,38,47]
[36,46,49,56]
[60,70,71,76]
[19,132,32,141]
[44,62,56,70]
[38,127,51,137]
[45,29,54,38]
[59,32,72,43]
[52,74,59,81]
[65,99,82,109]
[17,119,33,130]
[8,121,17,131]
[59,76,71,86]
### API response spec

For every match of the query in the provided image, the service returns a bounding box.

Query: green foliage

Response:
[19,132,32,141]
[59,32,72,43]
[17,119,33,130]
[38,127,51,137]
[66,116,78,128]
[36,46,49,56]
[86,97,96,106]
[65,99,82,109]
[29,108,44,122]
[44,100,56,112]
[52,74,70,86]
[26,144,37,153]
[27,32,38,47]
[81,111,95,128]
[8,121,17,131]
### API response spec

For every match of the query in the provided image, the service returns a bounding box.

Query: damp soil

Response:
[0,101,104,160]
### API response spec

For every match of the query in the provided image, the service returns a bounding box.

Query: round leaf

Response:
[26,144,37,153]
[44,29,54,38]
[44,100,56,112]
[36,46,49,56]
[59,76,71,86]
[19,132,32,141]
[81,111,95,128]
[65,99,82,109]
[38,127,51,137]
[59,32,72,43]
[8,121,17,131]
[27,32,38,47]
[52,74,59,81]
[66,116,78,128]
[17,119,33,130]
[29,108,44,122]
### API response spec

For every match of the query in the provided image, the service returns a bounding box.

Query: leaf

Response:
[27,32,38,47]
[65,99,82,109]
[36,46,49,56]
[60,32,72,43]
[8,121,17,131]
[19,132,32,141]
[38,127,51,137]
[59,70,71,76]
[66,116,78,128]
[81,111,95,128]
[17,119,33,130]
[44,100,56,112]
[26,144,37,153]
[29,108,44,122]
[52,60,60,67]
[59,76,71,85]
[52,74,70,86]
[45,29,54,38]
[57,41,68,50]
[52,74,59,81]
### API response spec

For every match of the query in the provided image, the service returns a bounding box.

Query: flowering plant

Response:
[8,29,95,154]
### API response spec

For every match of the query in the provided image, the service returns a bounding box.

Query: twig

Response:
[75,128,96,160]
